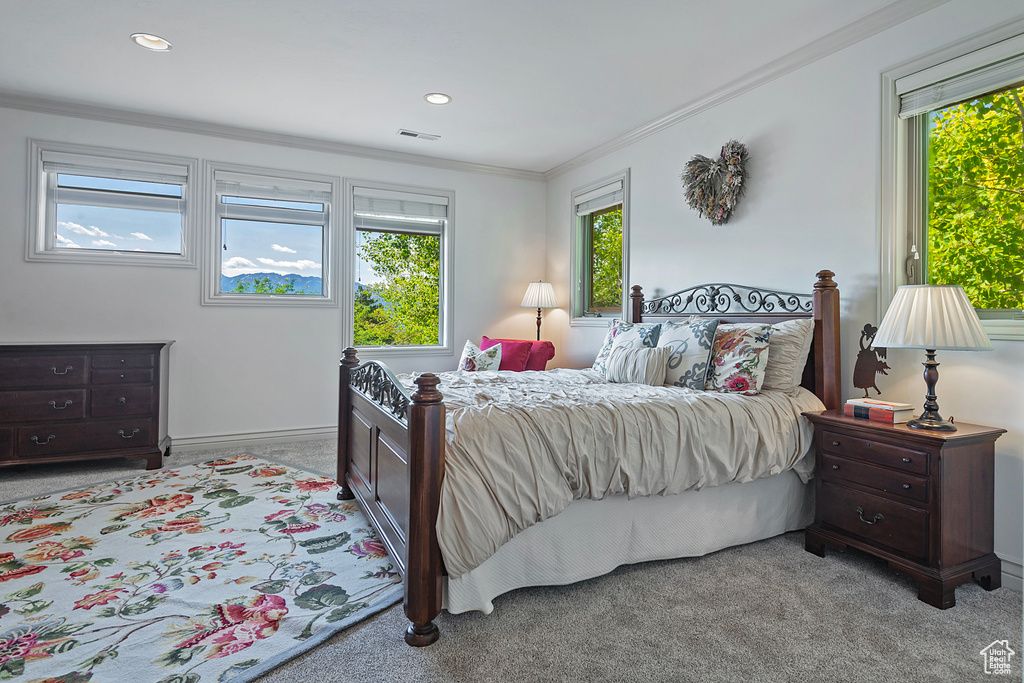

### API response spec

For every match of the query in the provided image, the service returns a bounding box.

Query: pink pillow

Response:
[480,336,532,371]
[524,341,554,371]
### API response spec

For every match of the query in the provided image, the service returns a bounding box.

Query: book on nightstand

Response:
[845,398,915,411]
[843,401,913,423]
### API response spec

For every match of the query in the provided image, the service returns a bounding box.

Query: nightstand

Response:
[802,409,1005,609]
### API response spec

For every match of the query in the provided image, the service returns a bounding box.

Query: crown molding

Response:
[0,92,546,183]
[543,0,951,181]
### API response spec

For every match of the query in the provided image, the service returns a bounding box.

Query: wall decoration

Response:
[853,322,889,397]
[681,139,749,225]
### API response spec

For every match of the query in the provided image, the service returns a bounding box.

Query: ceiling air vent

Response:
[397,129,440,141]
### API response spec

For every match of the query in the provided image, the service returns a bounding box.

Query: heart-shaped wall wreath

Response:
[681,139,749,226]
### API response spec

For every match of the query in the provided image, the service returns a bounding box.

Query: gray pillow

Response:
[657,317,720,389]
[605,346,670,385]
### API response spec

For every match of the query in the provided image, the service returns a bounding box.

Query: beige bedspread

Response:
[401,368,823,578]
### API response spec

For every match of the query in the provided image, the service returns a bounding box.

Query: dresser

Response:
[0,342,172,470]
[802,410,1005,608]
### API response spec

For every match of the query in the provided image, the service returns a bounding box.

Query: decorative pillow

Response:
[458,340,501,372]
[524,340,555,371]
[605,346,670,385]
[705,324,772,395]
[657,317,720,389]
[591,320,659,375]
[762,318,815,394]
[480,336,532,372]
[609,322,662,351]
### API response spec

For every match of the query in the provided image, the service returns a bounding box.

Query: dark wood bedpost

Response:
[630,285,644,323]
[336,347,359,501]
[404,373,446,646]
[813,270,842,410]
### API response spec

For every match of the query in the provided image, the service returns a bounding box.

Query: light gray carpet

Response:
[1,440,1020,682]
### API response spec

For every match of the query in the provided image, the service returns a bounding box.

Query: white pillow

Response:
[609,322,662,351]
[762,318,815,394]
[591,320,660,375]
[458,340,501,371]
[657,318,720,389]
[605,346,670,385]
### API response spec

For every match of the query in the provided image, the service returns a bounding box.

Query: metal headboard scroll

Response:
[350,361,411,423]
[642,283,813,316]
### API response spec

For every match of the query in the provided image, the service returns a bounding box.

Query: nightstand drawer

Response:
[819,481,929,562]
[822,429,928,475]
[821,454,929,504]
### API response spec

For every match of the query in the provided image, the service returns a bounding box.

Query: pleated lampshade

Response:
[873,285,992,351]
[521,282,558,309]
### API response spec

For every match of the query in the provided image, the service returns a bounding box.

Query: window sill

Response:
[982,318,1024,342]
[201,293,338,307]
[570,317,614,328]
[355,345,453,358]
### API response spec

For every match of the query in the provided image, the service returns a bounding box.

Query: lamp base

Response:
[907,414,957,431]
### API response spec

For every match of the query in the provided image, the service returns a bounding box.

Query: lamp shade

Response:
[521,281,558,309]
[873,285,992,351]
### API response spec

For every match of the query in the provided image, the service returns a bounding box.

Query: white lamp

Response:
[872,285,992,431]
[521,281,558,341]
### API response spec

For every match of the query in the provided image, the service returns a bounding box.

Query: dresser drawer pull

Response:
[50,365,73,375]
[902,484,911,490]
[30,434,56,445]
[117,429,140,439]
[118,397,127,405]
[855,507,884,525]
[831,464,839,470]
[902,457,911,463]
[48,399,73,410]
[831,441,840,447]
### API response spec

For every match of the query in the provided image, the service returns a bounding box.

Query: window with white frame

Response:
[350,181,452,351]
[28,141,196,266]
[571,171,630,323]
[204,164,338,306]
[883,33,1024,340]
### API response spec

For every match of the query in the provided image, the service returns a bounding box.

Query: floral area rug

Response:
[0,454,402,683]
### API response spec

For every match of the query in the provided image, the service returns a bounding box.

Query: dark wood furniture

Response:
[0,342,172,471]
[803,409,1005,608]
[338,270,841,646]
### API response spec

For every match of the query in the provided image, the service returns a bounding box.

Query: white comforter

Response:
[401,368,822,578]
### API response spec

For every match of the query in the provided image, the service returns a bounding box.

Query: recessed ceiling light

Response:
[130,33,172,51]
[424,93,452,105]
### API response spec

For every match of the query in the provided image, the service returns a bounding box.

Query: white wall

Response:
[0,107,546,442]
[544,0,1023,585]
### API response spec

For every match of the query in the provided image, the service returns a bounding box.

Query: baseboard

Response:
[170,426,338,452]
[998,554,1022,593]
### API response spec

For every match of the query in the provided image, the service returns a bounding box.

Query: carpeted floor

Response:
[2,439,1020,682]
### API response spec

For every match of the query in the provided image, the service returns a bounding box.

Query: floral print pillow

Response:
[658,317,720,389]
[458,340,501,371]
[705,323,772,395]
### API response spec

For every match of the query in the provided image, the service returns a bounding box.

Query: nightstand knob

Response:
[902,457,911,463]
[831,441,840,447]
[902,484,911,489]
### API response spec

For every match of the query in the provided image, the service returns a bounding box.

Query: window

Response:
[204,164,339,306]
[348,181,453,352]
[571,171,630,324]
[882,33,1024,340]
[28,141,196,266]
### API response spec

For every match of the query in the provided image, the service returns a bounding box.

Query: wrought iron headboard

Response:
[633,283,813,319]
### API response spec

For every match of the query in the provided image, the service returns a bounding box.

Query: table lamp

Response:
[521,281,558,341]
[872,285,992,431]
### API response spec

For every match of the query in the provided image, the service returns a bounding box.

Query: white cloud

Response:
[56,234,81,248]
[221,256,261,276]
[92,240,117,248]
[131,232,153,241]
[256,257,320,271]
[271,244,297,253]
[58,221,108,238]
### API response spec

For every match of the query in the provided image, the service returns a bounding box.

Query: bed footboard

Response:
[336,348,446,646]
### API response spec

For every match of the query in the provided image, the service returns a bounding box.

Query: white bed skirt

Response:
[443,470,814,614]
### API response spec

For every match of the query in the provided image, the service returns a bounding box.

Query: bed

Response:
[336,270,841,646]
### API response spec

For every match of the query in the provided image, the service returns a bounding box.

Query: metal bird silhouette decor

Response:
[681,140,749,226]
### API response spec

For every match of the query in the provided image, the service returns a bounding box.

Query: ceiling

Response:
[0,0,943,174]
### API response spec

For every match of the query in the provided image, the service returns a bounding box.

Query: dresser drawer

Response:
[91,386,155,418]
[91,368,154,385]
[16,419,155,457]
[0,389,87,423]
[821,453,929,504]
[0,429,11,461]
[92,353,155,369]
[821,430,929,475]
[819,480,929,562]
[0,356,87,388]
